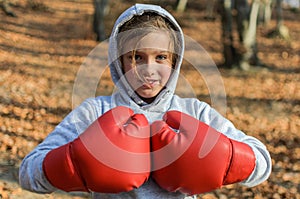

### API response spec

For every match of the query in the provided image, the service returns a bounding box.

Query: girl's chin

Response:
[136,87,161,97]
[134,85,166,103]
[136,90,160,103]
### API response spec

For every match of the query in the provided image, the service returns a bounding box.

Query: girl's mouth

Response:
[141,79,159,89]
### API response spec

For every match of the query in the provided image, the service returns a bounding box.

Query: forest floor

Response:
[0,0,299,198]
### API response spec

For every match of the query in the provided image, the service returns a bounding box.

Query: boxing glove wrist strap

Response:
[223,139,256,185]
[43,142,88,192]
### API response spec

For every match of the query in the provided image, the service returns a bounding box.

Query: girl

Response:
[19,3,272,199]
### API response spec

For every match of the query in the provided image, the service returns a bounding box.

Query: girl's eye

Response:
[157,55,168,60]
[134,55,142,61]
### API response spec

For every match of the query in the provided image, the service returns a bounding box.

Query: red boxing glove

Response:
[43,106,150,193]
[151,111,255,195]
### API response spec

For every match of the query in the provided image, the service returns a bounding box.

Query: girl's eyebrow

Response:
[135,49,171,54]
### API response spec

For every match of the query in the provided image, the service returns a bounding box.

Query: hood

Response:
[108,4,184,109]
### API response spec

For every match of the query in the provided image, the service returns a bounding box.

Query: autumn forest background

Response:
[0,0,299,198]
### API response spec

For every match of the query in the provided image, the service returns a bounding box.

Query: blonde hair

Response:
[118,12,180,69]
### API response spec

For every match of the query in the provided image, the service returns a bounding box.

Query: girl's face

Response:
[121,31,173,103]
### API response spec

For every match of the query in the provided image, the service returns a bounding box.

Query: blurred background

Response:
[0,0,299,198]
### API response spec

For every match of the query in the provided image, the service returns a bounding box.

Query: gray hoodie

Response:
[19,4,272,199]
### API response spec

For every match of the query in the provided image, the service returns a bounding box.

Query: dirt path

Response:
[0,0,299,198]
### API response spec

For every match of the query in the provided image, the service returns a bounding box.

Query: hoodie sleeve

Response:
[197,102,272,187]
[19,98,98,193]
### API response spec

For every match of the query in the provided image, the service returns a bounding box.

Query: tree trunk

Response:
[93,0,109,41]
[176,0,188,12]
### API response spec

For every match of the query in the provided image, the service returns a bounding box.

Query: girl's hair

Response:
[117,12,180,68]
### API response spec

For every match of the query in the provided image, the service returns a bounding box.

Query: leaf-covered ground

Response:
[0,0,299,198]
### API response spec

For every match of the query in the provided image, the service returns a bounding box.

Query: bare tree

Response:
[176,0,188,12]
[176,0,216,20]
[219,0,261,70]
[175,0,290,70]
[93,0,109,41]
[273,0,290,40]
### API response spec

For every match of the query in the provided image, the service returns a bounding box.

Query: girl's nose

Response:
[139,59,156,75]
